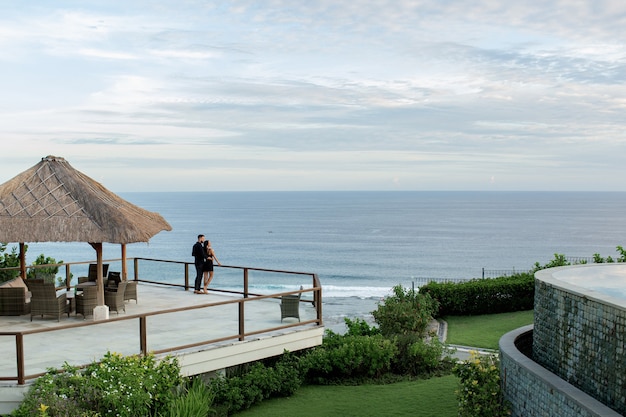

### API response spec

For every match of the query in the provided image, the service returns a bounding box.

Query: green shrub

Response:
[11,363,95,417]
[210,353,303,415]
[344,317,380,337]
[27,254,63,283]
[0,243,21,283]
[419,273,534,316]
[531,252,570,272]
[157,377,213,417]
[391,333,453,376]
[372,284,439,336]
[301,331,397,384]
[453,352,510,417]
[418,252,626,317]
[12,352,183,417]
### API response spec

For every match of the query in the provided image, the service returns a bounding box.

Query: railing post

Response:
[314,275,323,325]
[134,258,139,281]
[238,300,245,341]
[184,263,189,290]
[243,268,249,298]
[139,317,147,355]
[16,334,25,385]
[65,264,71,290]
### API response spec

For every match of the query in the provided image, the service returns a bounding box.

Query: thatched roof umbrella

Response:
[0,155,172,313]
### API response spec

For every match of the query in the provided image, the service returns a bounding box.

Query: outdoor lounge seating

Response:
[106,271,121,289]
[28,281,68,322]
[0,278,31,316]
[280,292,301,322]
[105,281,126,314]
[124,281,138,303]
[0,287,31,316]
[78,263,109,283]
[75,286,98,319]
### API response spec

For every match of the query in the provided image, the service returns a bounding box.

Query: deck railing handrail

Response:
[0,258,322,385]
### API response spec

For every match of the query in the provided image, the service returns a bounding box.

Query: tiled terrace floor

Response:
[0,282,320,384]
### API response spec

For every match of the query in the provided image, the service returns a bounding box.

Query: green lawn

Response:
[233,310,534,416]
[235,374,459,417]
[443,310,534,350]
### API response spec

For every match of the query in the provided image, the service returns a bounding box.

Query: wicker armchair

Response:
[105,281,126,314]
[76,286,98,319]
[78,263,109,283]
[29,281,68,322]
[0,287,31,316]
[124,281,138,303]
[106,271,121,289]
[280,293,301,322]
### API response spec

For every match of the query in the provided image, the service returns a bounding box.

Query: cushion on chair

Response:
[0,277,30,302]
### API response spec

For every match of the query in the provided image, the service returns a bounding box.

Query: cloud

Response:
[0,1,625,191]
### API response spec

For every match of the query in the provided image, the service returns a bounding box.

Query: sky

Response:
[1,1,626,192]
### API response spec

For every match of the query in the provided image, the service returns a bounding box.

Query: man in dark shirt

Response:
[192,234,206,294]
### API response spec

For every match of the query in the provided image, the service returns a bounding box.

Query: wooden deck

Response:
[0,281,324,414]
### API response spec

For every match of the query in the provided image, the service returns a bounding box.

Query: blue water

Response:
[21,191,626,321]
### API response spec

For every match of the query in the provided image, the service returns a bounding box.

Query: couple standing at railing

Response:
[192,234,221,294]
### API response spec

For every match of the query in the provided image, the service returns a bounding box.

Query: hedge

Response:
[418,272,534,316]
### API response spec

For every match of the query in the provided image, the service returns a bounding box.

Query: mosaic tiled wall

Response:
[500,326,621,417]
[532,277,626,414]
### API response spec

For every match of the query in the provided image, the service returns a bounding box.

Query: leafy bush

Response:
[210,352,303,415]
[12,352,183,417]
[0,243,21,283]
[419,273,534,316]
[157,377,213,417]
[453,351,510,417]
[419,251,626,317]
[301,330,397,384]
[344,317,380,336]
[531,252,570,272]
[372,284,439,336]
[391,333,453,376]
[27,254,63,283]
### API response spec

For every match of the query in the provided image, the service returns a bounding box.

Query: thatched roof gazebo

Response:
[0,155,172,318]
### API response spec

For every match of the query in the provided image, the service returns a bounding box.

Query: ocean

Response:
[22,191,626,330]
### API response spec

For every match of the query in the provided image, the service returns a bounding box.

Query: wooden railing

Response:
[0,258,322,385]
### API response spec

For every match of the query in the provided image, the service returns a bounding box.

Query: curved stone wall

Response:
[500,264,626,416]
[500,325,621,417]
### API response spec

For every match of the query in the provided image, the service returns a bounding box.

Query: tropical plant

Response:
[453,351,510,417]
[372,284,439,336]
[301,330,397,384]
[344,317,380,336]
[157,377,213,417]
[12,352,183,417]
[391,332,453,376]
[210,352,303,415]
[27,254,63,282]
[0,243,22,283]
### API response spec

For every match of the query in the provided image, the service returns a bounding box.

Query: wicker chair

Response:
[0,287,31,316]
[75,285,98,319]
[280,293,301,322]
[78,263,109,283]
[105,281,126,314]
[29,281,68,322]
[124,281,138,303]
[106,271,121,289]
